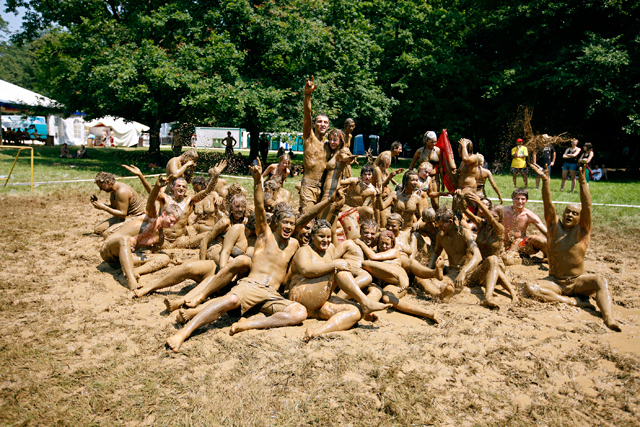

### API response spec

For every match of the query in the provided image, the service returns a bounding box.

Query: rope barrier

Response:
[3,175,639,208]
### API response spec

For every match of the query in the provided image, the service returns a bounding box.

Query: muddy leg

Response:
[166,294,240,352]
[382,285,438,323]
[183,256,251,307]
[305,302,362,341]
[229,303,307,335]
[135,260,213,298]
[335,271,391,317]
[134,253,171,276]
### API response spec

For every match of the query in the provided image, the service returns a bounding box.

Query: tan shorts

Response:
[299,179,322,212]
[230,277,295,315]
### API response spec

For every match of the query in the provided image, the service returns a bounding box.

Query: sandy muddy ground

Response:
[1,191,639,426]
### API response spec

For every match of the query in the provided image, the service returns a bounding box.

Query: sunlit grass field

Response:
[1,144,638,233]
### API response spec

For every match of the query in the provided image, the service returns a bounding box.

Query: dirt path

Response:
[0,191,639,426]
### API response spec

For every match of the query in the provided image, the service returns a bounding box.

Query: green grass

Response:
[1,145,638,233]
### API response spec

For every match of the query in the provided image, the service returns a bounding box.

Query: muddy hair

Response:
[228,193,247,214]
[378,230,396,249]
[435,207,454,222]
[361,164,374,176]
[386,213,404,228]
[327,128,346,152]
[344,118,355,127]
[400,170,419,195]
[191,176,206,188]
[245,213,256,230]
[182,148,198,161]
[422,207,436,221]
[492,205,505,223]
[162,203,184,220]
[270,202,296,226]
[311,219,332,235]
[264,179,280,194]
[360,218,379,232]
[511,188,529,200]
[95,172,116,186]
[391,141,402,151]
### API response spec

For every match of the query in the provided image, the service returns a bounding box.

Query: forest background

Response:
[1,0,639,169]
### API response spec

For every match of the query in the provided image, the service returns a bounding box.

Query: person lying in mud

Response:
[288,219,391,341]
[429,207,482,294]
[99,175,183,290]
[502,188,547,265]
[166,159,307,352]
[462,192,518,309]
[91,171,146,237]
[525,163,620,331]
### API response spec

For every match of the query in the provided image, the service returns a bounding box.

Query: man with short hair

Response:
[300,76,330,212]
[91,171,145,237]
[502,188,547,263]
[166,148,198,188]
[429,208,482,291]
[511,138,528,187]
[526,163,620,331]
[166,159,308,352]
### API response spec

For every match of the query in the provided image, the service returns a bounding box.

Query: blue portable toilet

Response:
[353,134,365,155]
[369,135,379,155]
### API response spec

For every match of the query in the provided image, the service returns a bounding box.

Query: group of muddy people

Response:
[90,78,620,353]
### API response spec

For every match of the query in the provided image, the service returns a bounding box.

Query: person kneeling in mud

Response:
[99,175,183,290]
[428,207,482,295]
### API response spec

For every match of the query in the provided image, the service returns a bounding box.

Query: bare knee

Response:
[524,283,539,297]
[287,303,308,323]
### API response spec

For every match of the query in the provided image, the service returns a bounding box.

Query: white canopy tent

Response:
[85,116,150,147]
[0,79,59,110]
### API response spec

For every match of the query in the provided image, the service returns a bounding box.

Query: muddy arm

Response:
[303,77,315,140]
[578,164,592,234]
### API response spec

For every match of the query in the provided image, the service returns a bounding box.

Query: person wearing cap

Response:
[511,138,529,188]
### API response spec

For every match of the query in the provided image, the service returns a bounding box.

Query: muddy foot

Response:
[303,327,315,343]
[363,312,379,322]
[480,299,500,310]
[166,334,184,353]
[604,318,621,332]
[361,300,392,317]
[440,284,455,303]
[229,318,251,336]
[184,295,203,308]
[165,298,184,312]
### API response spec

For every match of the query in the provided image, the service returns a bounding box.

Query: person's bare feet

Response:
[176,307,198,324]
[480,299,500,310]
[303,327,315,343]
[229,318,251,336]
[164,298,184,312]
[439,283,455,303]
[360,299,391,317]
[184,294,204,308]
[363,312,379,322]
[166,333,185,353]
[605,318,621,332]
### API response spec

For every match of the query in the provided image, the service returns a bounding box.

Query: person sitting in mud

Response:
[502,188,547,265]
[199,191,247,261]
[191,176,224,234]
[264,177,291,204]
[135,214,257,310]
[448,138,479,216]
[262,153,291,186]
[411,208,456,302]
[91,171,146,237]
[429,207,482,293]
[525,163,620,331]
[378,171,424,233]
[360,218,379,249]
[339,164,376,219]
[288,219,391,341]
[99,175,183,290]
[154,161,227,249]
[462,193,518,309]
[165,159,308,352]
[166,148,198,189]
[354,229,440,322]
[475,154,503,205]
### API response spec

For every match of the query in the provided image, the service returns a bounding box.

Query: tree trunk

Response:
[248,125,260,163]
[148,118,162,162]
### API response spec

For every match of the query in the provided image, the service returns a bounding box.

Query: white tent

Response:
[85,116,150,147]
[48,115,87,146]
[0,79,59,110]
